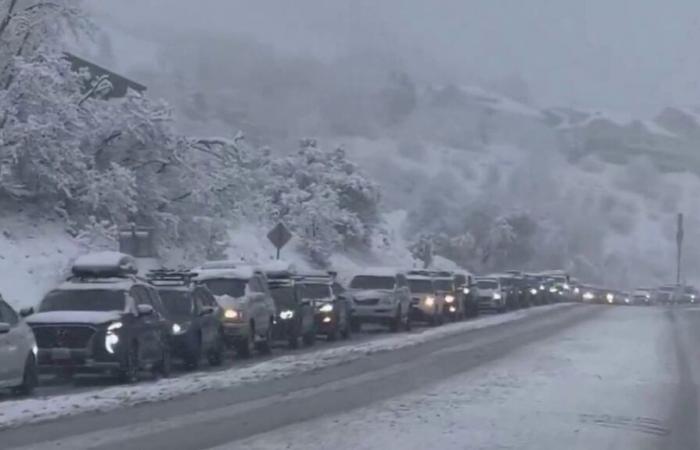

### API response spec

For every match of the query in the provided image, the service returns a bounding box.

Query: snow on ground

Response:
[0,304,573,430]
[234,307,675,450]
[0,215,83,310]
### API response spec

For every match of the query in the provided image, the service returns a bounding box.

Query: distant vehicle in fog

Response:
[406,272,443,326]
[632,289,652,305]
[296,272,351,341]
[474,277,507,313]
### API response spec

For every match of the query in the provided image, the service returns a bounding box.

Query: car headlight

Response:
[529,288,538,295]
[280,309,295,320]
[444,295,455,304]
[563,283,570,290]
[172,323,187,335]
[493,292,502,300]
[574,287,580,294]
[549,287,558,293]
[107,321,123,332]
[606,293,614,302]
[583,292,594,300]
[32,343,38,357]
[539,285,545,291]
[224,309,240,320]
[319,303,334,313]
[424,296,435,307]
[624,298,630,304]
[463,287,470,295]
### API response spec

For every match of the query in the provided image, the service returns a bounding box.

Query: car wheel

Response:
[288,331,300,349]
[118,343,139,384]
[154,346,172,378]
[302,327,316,347]
[340,317,351,340]
[255,321,272,355]
[184,335,202,370]
[13,353,38,396]
[389,307,402,332]
[207,333,225,367]
[235,331,254,359]
[350,317,362,333]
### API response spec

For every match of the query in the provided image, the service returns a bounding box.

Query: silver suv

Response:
[194,262,276,358]
[0,296,38,395]
[348,268,412,332]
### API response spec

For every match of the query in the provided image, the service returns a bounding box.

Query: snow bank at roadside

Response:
[0,304,575,430]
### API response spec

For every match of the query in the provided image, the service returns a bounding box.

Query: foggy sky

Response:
[93,0,700,115]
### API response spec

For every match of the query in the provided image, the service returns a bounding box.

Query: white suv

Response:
[0,296,38,395]
[348,268,412,332]
[194,263,276,358]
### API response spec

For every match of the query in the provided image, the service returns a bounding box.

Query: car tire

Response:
[13,353,38,396]
[154,346,172,378]
[235,331,254,359]
[389,307,402,332]
[255,321,272,355]
[207,334,225,367]
[184,335,202,370]
[288,331,300,349]
[302,329,316,347]
[340,318,351,340]
[350,317,362,333]
[118,343,139,384]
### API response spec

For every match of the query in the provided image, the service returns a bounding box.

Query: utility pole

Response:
[676,213,684,285]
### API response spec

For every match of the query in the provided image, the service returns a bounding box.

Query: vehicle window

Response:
[476,280,498,289]
[350,276,395,290]
[302,283,332,299]
[270,286,297,308]
[159,290,194,316]
[408,279,434,294]
[332,282,345,295]
[199,278,247,297]
[0,301,18,325]
[39,290,127,312]
[433,279,454,292]
[197,289,217,307]
[132,286,152,307]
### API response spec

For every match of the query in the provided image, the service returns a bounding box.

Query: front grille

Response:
[355,298,380,306]
[33,326,96,349]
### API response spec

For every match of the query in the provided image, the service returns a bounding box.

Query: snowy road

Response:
[4,304,698,449]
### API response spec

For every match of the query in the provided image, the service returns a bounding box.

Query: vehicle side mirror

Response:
[19,307,34,318]
[200,306,215,316]
[0,322,10,334]
[136,304,154,316]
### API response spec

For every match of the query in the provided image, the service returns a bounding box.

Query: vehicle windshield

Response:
[270,286,297,307]
[408,279,433,294]
[302,283,332,299]
[433,279,453,292]
[158,290,194,317]
[476,280,498,289]
[199,279,247,298]
[349,276,394,290]
[39,289,127,312]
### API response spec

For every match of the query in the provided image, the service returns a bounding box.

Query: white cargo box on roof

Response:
[194,266,257,281]
[72,252,137,277]
[57,279,134,291]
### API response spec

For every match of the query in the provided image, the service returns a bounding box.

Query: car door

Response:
[131,286,161,363]
[0,300,23,384]
[194,289,216,348]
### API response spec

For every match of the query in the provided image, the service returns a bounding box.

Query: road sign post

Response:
[676,213,684,285]
[267,222,292,260]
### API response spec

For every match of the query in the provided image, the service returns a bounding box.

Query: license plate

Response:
[51,348,71,360]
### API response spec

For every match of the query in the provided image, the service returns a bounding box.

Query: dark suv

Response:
[298,272,351,341]
[265,270,316,349]
[25,252,171,383]
[148,270,225,369]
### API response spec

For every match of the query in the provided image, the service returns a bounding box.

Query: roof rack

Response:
[147,269,196,286]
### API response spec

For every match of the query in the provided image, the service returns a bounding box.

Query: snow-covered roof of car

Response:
[197,260,243,271]
[260,260,297,274]
[474,276,498,281]
[72,252,137,277]
[55,278,134,291]
[194,266,257,281]
[351,267,403,278]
